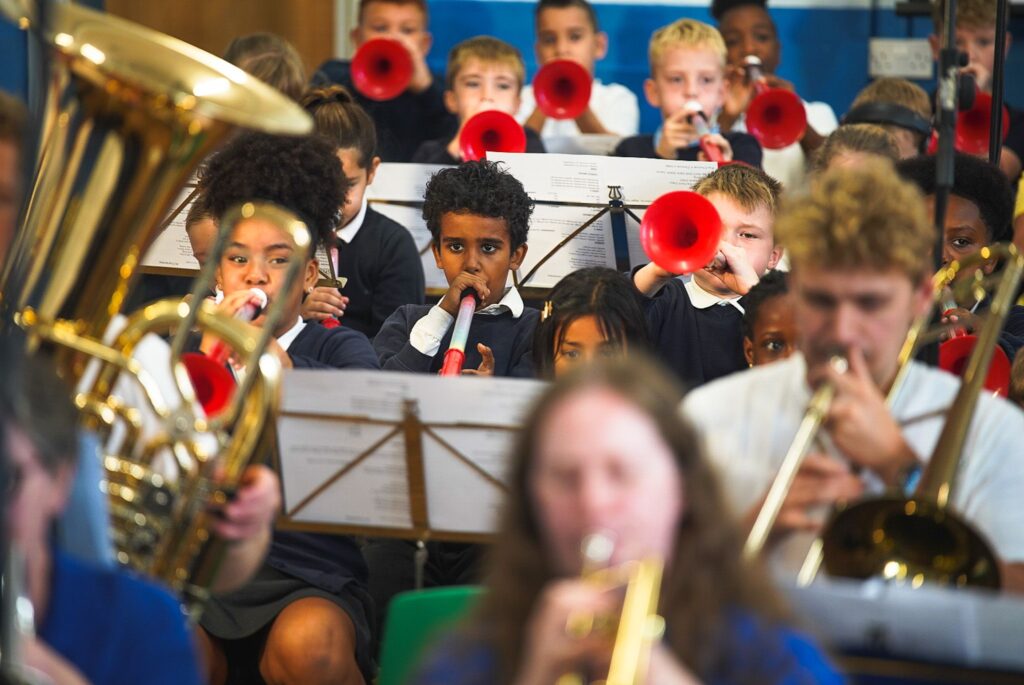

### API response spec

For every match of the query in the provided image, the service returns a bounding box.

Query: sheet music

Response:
[515,204,617,289]
[489,152,715,205]
[140,184,200,271]
[278,370,546,536]
[785,578,1024,671]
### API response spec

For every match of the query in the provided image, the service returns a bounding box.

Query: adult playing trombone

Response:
[682,161,1024,592]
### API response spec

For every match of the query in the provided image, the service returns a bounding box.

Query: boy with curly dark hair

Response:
[195,131,380,685]
[373,160,537,376]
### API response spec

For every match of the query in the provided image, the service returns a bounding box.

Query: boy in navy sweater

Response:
[634,163,782,386]
[374,160,538,376]
[614,18,761,167]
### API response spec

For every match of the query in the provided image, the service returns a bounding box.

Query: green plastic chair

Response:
[377,585,484,685]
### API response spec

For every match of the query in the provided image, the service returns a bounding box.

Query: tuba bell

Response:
[0,0,313,618]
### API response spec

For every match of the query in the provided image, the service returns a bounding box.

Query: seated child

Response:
[222,32,306,101]
[633,163,782,386]
[314,0,458,162]
[532,266,649,378]
[741,268,796,366]
[930,0,1023,182]
[300,85,426,338]
[712,0,838,191]
[814,123,899,173]
[374,159,538,376]
[897,152,1024,363]
[614,18,762,167]
[844,77,933,159]
[517,0,639,139]
[196,132,379,685]
[412,36,546,164]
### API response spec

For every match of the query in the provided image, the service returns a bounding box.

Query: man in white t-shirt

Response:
[682,161,1024,592]
[517,0,639,146]
[712,0,837,192]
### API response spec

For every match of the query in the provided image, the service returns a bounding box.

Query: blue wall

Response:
[424,1,1024,135]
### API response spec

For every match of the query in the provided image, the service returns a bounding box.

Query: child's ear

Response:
[643,78,661,108]
[509,242,529,271]
[743,336,754,366]
[767,244,783,271]
[594,31,609,62]
[443,89,458,115]
[418,30,433,58]
[431,241,444,269]
[366,156,382,186]
[304,258,319,292]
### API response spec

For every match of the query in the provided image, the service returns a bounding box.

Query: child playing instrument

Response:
[532,266,649,378]
[633,163,783,386]
[517,0,639,139]
[374,160,538,376]
[299,85,425,338]
[614,18,761,166]
[196,132,379,685]
[412,36,546,164]
[844,77,933,159]
[313,0,457,162]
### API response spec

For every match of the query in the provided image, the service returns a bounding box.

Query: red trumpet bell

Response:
[350,38,413,101]
[533,59,592,120]
[746,87,807,150]
[640,191,722,275]
[939,335,1011,396]
[182,352,236,417]
[459,110,527,161]
[955,91,1009,156]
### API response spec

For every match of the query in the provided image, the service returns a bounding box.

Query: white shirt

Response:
[684,277,745,314]
[732,100,838,194]
[337,196,368,245]
[681,353,1024,573]
[516,79,640,138]
[276,317,306,352]
[409,287,525,357]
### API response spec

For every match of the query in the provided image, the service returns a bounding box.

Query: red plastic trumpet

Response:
[940,335,1011,396]
[459,110,528,161]
[182,353,236,416]
[533,59,592,120]
[927,89,1009,156]
[743,56,807,150]
[639,191,723,275]
[350,38,414,101]
[684,101,725,163]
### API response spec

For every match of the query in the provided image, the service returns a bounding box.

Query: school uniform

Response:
[313,59,458,163]
[641,275,748,388]
[373,287,539,377]
[200,319,380,684]
[613,130,763,168]
[332,199,425,339]
[516,79,640,137]
[411,128,547,165]
[683,353,1024,577]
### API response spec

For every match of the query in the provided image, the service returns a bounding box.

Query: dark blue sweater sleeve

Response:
[374,305,440,372]
[371,225,427,333]
[290,326,380,370]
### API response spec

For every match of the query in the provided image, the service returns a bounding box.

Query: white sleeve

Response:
[592,82,640,136]
[409,304,455,356]
[516,85,537,125]
[806,101,839,137]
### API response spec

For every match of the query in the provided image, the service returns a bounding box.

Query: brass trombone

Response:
[0,1,313,618]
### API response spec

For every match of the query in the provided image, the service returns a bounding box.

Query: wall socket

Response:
[869,38,934,79]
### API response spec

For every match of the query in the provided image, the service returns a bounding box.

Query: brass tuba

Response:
[819,245,1024,590]
[0,1,314,617]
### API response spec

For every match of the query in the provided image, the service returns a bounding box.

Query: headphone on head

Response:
[842,102,933,154]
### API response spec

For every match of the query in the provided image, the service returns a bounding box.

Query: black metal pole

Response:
[989,0,1008,167]
[933,0,959,270]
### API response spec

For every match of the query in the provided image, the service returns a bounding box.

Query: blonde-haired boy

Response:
[683,160,1024,586]
[633,163,782,386]
[930,0,1022,181]
[412,36,546,164]
[613,18,762,166]
[844,78,932,159]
